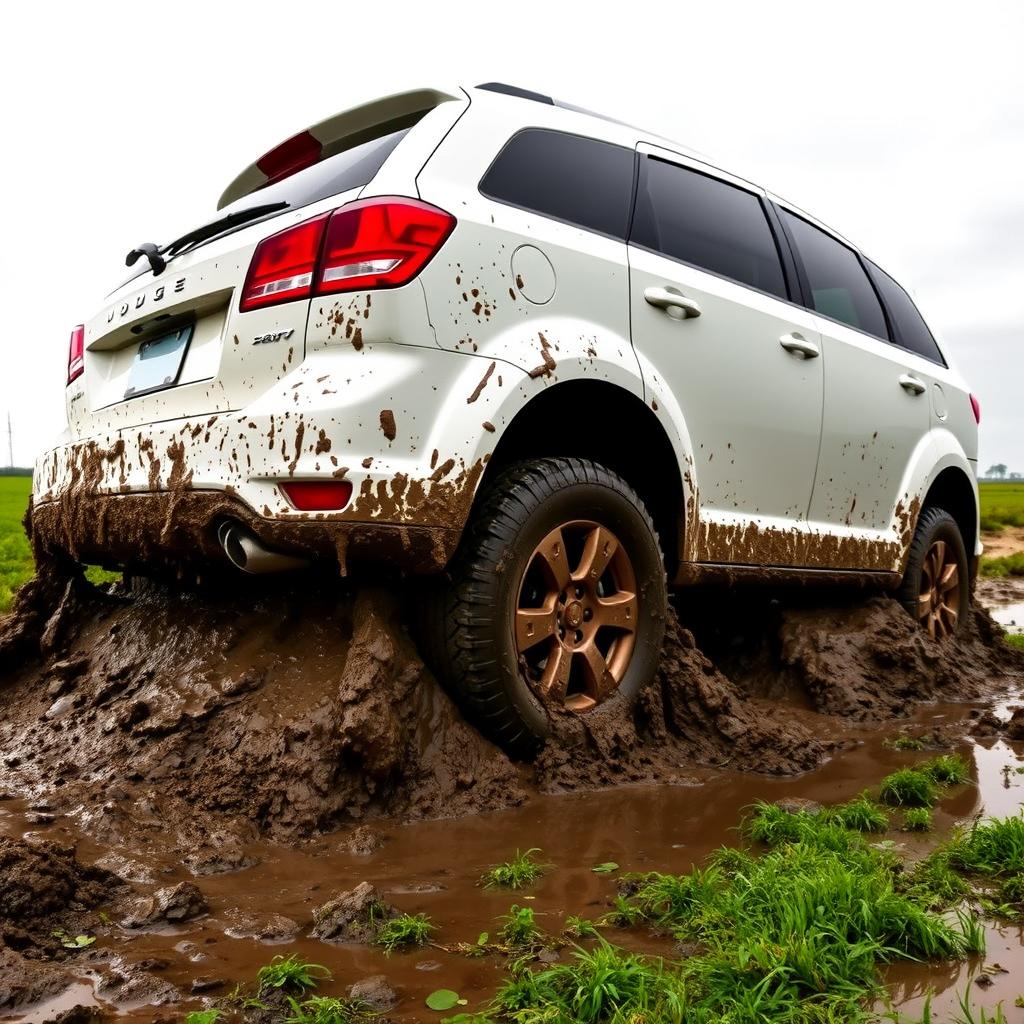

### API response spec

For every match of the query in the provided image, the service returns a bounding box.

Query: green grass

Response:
[499,904,543,948]
[981,551,1024,578]
[922,754,971,786]
[1006,633,1024,650]
[482,848,549,890]
[375,912,434,953]
[903,808,934,832]
[979,481,1024,533]
[0,476,33,613]
[256,954,331,994]
[947,814,1024,877]
[824,793,891,833]
[284,994,376,1024]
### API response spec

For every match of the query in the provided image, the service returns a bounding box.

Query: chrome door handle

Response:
[779,333,820,359]
[644,286,702,320]
[899,374,926,395]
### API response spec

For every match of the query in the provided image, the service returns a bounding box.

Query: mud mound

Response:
[1,570,1021,853]
[0,576,523,852]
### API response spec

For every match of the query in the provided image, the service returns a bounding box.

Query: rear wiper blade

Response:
[161,201,290,258]
[125,202,290,273]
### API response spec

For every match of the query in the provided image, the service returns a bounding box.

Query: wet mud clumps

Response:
[0,570,1021,856]
[0,836,123,1012]
[0,577,524,853]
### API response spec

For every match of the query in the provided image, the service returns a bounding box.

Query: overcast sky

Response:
[1,0,1020,472]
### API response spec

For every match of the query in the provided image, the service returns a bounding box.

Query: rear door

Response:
[777,208,931,567]
[627,146,825,565]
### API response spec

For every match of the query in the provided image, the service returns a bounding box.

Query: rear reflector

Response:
[255,130,323,188]
[970,393,981,425]
[239,214,329,312]
[67,324,85,385]
[239,197,455,312]
[280,480,353,512]
[317,197,456,294]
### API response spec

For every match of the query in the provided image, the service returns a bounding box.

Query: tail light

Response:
[317,197,455,294]
[239,214,329,312]
[280,480,353,512]
[970,394,981,424]
[67,325,85,385]
[239,197,455,312]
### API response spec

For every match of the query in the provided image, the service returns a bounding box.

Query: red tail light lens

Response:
[239,213,329,312]
[970,394,981,424]
[239,198,455,312]
[280,480,353,511]
[67,324,85,385]
[317,197,456,294]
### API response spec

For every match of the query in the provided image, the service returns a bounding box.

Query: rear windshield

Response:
[118,122,415,288]
[219,125,412,218]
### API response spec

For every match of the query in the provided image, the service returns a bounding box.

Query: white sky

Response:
[1,0,1021,472]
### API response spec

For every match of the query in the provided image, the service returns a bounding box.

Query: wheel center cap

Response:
[564,600,584,629]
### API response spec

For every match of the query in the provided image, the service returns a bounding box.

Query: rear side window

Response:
[630,157,788,300]
[479,128,635,240]
[781,211,889,340]
[866,261,945,364]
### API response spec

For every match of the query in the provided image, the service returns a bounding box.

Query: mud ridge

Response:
[0,571,1021,858]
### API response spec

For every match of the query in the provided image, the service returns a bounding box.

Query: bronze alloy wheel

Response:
[514,519,638,712]
[918,538,961,639]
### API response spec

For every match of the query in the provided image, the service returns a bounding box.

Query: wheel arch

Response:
[475,379,685,576]
[921,464,979,566]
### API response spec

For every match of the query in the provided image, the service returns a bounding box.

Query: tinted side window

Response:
[866,261,945,364]
[630,157,788,300]
[480,129,635,239]
[781,211,889,339]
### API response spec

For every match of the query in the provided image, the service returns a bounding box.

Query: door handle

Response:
[779,333,820,359]
[899,374,927,395]
[644,286,702,320]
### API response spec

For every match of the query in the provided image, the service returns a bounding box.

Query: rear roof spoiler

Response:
[217,87,462,211]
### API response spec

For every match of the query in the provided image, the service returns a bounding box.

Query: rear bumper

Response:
[29,489,457,575]
[31,403,484,575]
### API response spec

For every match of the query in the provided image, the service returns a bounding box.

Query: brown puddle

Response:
[1,698,1024,1022]
[1,567,1023,1021]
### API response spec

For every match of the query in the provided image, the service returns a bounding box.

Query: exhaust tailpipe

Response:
[217,521,311,575]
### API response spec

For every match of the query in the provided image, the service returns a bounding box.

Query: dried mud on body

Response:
[0,568,1021,1019]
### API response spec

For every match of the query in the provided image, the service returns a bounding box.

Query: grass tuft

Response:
[947,815,1024,877]
[499,904,543,948]
[481,848,549,890]
[256,954,331,994]
[825,793,891,833]
[903,808,934,832]
[879,768,941,808]
[284,995,377,1024]
[375,912,434,953]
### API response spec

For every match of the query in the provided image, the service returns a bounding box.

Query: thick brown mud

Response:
[0,568,1022,1020]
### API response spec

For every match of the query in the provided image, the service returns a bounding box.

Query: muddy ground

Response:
[0,566,1023,1022]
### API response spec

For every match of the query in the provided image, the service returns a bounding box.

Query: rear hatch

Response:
[69,88,458,438]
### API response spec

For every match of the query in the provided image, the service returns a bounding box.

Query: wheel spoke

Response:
[938,602,958,636]
[939,562,959,594]
[515,605,558,653]
[593,591,638,632]
[917,591,933,619]
[579,641,616,699]
[534,528,571,591]
[537,644,572,703]
[572,525,619,585]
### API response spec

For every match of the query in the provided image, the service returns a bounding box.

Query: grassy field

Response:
[0,475,32,613]
[0,477,1020,613]
[979,480,1024,533]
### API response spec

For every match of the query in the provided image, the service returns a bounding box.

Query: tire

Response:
[897,506,970,640]
[431,457,668,758]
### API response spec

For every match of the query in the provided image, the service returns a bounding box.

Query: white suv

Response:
[32,83,981,755]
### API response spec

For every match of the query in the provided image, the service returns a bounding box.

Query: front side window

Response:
[630,156,788,300]
[479,128,635,240]
[781,211,889,339]
[866,261,945,364]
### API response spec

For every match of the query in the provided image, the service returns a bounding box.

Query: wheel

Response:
[897,506,970,640]
[433,457,667,758]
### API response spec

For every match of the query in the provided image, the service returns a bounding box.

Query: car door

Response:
[776,207,931,569]
[627,145,825,566]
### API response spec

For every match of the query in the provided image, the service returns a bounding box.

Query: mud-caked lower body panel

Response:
[29,490,460,575]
